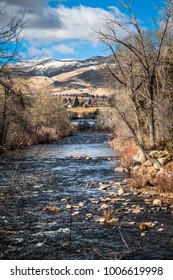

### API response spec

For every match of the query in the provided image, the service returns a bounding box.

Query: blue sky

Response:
[2,0,165,60]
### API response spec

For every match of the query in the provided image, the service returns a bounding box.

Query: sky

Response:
[1,0,165,60]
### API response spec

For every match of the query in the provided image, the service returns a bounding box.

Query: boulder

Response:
[114,167,128,173]
[149,150,158,157]
[156,150,169,159]
[158,157,170,165]
[117,188,125,195]
[133,150,146,164]
[100,203,109,210]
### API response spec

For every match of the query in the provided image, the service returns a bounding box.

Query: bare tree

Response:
[97,1,173,153]
[0,2,34,148]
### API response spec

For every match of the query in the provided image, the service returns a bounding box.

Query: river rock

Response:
[152,199,162,205]
[98,217,106,223]
[66,204,73,210]
[149,150,158,157]
[114,167,128,173]
[158,157,169,165]
[99,183,111,190]
[78,202,85,207]
[71,211,80,216]
[100,203,109,210]
[157,228,164,232]
[133,150,146,164]
[90,200,99,204]
[117,188,125,195]
[86,213,93,217]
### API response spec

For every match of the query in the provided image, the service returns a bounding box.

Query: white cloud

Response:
[1,1,132,58]
[56,44,76,54]
[26,43,75,59]
[2,1,129,43]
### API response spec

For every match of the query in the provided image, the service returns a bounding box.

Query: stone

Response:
[78,202,85,207]
[114,167,128,173]
[86,213,93,217]
[128,221,136,226]
[157,228,164,232]
[149,150,158,157]
[105,218,119,224]
[152,199,162,206]
[133,150,146,164]
[61,198,69,202]
[156,150,169,159]
[158,157,169,165]
[144,198,152,204]
[66,204,73,210]
[98,217,106,223]
[100,203,109,210]
[117,188,125,195]
[99,183,111,190]
[71,211,80,216]
[90,200,99,204]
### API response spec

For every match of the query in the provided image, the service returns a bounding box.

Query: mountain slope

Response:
[20,56,112,96]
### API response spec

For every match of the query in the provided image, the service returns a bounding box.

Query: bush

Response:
[157,170,173,193]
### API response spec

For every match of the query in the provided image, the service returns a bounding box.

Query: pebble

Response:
[86,213,93,217]
[157,228,164,232]
[144,199,152,204]
[66,204,73,210]
[100,203,109,210]
[61,198,69,202]
[117,188,125,195]
[128,222,136,226]
[153,199,162,206]
[71,211,80,216]
[98,217,106,223]
[90,200,99,204]
[78,202,85,207]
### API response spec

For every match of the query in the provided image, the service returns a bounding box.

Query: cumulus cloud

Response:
[1,0,132,58]
[2,1,128,42]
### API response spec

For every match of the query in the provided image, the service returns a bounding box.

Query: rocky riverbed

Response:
[0,131,173,259]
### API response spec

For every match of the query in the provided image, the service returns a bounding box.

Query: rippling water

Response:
[1,130,173,260]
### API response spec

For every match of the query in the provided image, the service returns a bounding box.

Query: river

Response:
[0,128,173,259]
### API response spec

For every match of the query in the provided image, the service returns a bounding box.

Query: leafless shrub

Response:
[157,170,173,193]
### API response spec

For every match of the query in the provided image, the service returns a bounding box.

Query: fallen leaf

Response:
[43,205,60,213]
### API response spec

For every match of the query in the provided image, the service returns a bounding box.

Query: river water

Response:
[0,129,173,259]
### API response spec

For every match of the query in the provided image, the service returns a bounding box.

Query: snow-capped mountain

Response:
[21,56,107,77]
[19,56,112,96]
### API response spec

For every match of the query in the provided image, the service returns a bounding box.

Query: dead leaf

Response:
[43,205,60,213]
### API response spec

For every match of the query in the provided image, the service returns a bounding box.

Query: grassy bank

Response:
[67,107,109,119]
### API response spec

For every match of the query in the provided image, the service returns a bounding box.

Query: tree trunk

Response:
[148,74,156,148]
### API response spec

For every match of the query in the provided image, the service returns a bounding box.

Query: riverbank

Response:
[111,136,173,206]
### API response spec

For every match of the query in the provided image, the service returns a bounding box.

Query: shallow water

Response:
[0,130,173,260]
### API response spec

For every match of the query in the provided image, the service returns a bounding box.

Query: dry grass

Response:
[120,145,138,166]
[157,170,173,193]
[130,175,148,189]
[102,207,113,222]
[112,137,138,169]
[67,107,108,118]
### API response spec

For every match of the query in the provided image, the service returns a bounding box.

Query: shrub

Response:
[157,170,173,193]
